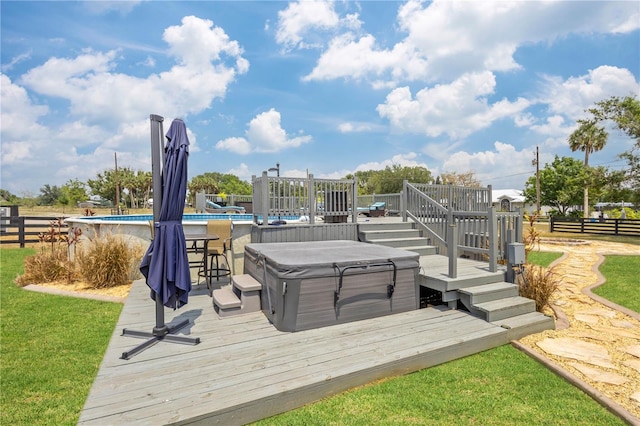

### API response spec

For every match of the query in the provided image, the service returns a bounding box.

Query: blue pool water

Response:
[83,213,302,222]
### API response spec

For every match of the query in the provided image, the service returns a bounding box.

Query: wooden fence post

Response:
[18,216,25,248]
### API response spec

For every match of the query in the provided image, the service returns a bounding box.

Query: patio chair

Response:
[198,219,233,287]
[357,201,387,217]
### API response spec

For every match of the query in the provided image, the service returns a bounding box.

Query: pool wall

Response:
[65,214,254,277]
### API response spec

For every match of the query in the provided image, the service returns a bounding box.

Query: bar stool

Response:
[198,219,233,287]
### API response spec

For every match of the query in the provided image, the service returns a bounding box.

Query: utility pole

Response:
[114,152,121,214]
[533,146,541,214]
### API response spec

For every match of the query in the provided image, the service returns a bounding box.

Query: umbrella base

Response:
[120,319,200,360]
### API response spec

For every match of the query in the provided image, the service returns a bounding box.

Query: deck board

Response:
[80,278,512,425]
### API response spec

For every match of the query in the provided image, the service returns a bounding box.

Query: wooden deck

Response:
[79,277,519,425]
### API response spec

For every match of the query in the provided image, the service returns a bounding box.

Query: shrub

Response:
[15,248,76,285]
[75,232,144,289]
[517,264,561,312]
[522,212,541,258]
[15,219,80,285]
[519,212,560,313]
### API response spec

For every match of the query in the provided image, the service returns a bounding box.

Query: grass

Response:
[593,255,640,313]
[527,250,563,268]
[253,345,622,425]
[0,248,122,425]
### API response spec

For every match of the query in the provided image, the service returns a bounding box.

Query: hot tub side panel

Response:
[243,241,421,332]
[294,267,418,332]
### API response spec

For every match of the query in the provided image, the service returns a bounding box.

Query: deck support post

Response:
[447,223,458,279]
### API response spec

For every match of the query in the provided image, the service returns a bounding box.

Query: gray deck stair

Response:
[458,282,519,305]
[359,221,553,338]
[418,255,506,292]
[359,222,437,256]
[472,296,536,322]
[212,274,262,317]
[491,311,556,341]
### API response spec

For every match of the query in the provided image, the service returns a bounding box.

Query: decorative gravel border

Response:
[517,246,640,425]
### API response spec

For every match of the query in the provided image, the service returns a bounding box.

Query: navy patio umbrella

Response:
[121,115,199,360]
[140,118,191,309]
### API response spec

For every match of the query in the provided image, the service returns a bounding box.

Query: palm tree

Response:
[568,120,608,218]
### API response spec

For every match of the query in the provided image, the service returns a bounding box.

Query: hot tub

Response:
[244,240,420,332]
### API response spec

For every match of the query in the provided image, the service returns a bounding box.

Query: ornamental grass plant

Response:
[75,232,144,288]
[15,221,144,290]
[519,212,561,312]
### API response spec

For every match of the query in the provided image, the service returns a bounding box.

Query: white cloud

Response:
[377,71,530,138]
[354,152,428,172]
[276,0,341,50]
[2,16,248,193]
[302,0,639,87]
[216,137,253,155]
[0,74,49,142]
[19,16,248,127]
[1,51,31,73]
[216,109,312,154]
[338,121,383,133]
[540,65,640,121]
[226,163,252,182]
[441,142,535,189]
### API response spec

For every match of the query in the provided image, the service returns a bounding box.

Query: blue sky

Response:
[1,1,639,196]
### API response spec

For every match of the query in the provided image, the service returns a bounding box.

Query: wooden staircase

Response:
[359,221,554,340]
[212,274,262,317]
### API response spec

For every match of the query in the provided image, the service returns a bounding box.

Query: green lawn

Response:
[593,255,640,313]
[254,344,622,425]
[0,248,122,425]
[528,250,563,268]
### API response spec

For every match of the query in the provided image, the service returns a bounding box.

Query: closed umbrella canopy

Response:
[140,118,191,309]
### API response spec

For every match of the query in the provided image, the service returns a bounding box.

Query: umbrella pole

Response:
[151,114,169,337]
[120,114,199,360]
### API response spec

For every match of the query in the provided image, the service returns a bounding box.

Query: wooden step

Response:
[491,311,555,340]
[212,286,242,310]
[458,282,518,305]
[366,236,428,248]
[396,245,437,256]
[360,228,421,240]
[359,222,415,231]
[232,274,262,292]
[473,296,536,322]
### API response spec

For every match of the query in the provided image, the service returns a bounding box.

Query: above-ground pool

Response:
[65,213,305,275]
[73,213,304,224]
[81,213,253,222]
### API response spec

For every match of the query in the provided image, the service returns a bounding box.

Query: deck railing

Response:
[403,181,521,278]
[252,172,357,225]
